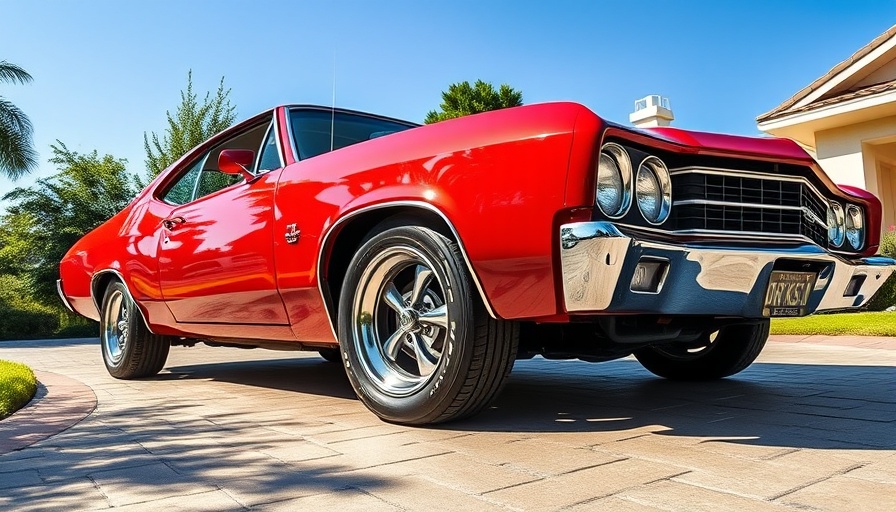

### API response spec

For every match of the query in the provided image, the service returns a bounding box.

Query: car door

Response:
[156,119,290,325]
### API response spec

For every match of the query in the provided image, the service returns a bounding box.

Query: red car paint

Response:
[59,102,884,346]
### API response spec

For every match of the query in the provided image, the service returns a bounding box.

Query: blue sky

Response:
[1,1,894,197]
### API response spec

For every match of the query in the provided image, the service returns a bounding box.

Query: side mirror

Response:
[218,149,255,181]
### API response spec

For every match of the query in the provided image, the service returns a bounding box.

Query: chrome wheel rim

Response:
[352,246,450,397]
[103,289,129,364]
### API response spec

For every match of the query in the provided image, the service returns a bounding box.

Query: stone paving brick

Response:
[310,423,407,444]
[88,462,218,507]
[671,449,861,501]
[565,496,666,511]
[434,435,625,476]
[485,458,685,511]
[256,487,401,511]
[215,459,392,508]
[363,474,512,511]
[777,474,896,511]
[0,468,42,489]
[617,479,799,511]
[841,453,896,484]
[384,452,542,494]
[0,478,110,510]
[110,489,244,511]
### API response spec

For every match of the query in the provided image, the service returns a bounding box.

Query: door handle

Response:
[162,217,186,230]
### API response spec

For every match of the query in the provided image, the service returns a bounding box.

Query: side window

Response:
[162,159,203,205]
[256,125,282,172]
[158,116,273,205]
[195,170,242,200]
[288,109,415,160]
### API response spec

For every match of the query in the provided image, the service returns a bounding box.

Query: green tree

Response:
[0,60,37,180]
[144,70,237,178]
[0,142,140,305]
[425,79,523,124]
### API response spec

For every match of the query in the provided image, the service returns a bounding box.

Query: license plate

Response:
[763,271,817,317]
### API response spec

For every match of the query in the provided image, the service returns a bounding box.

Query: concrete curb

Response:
[0,370,97,454]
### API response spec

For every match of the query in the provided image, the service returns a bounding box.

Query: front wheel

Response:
[338,226,518,425]
[634,320,770,381]
[101,281,170,379]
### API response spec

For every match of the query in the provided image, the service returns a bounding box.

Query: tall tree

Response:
[143,70,237,178]
[425,80,523,124]
[0,60,37,180]
[0,142,140,305]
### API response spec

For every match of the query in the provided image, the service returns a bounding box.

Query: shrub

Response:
[0,275,58,340]
[55,322,99,339]
[0,360,38,419]
[866,228,896,311]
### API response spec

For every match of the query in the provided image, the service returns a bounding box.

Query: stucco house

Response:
[757,25,896,238]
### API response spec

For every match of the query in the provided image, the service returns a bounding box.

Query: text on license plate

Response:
[763,271,817,317]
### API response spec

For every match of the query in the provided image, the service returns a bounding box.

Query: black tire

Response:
[337,226,518,425]
[634,320,770,381]
[100,281,170,379]
[318,347,342,363]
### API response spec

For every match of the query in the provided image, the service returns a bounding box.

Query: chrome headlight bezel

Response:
[635,155,672,225]
[827,201,845,247]
[595,143,632,219]
[845,204,864,250]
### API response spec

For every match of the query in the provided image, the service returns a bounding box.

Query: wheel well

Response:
[91,272,118,313]
[322,206,454,327]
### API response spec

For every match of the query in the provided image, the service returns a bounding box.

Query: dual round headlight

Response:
[596,143,671,225]
[636,156,672,225]
[596,143,632,218]
[845,204,864,250]
[828,202,864,250]
[827,202,845,247]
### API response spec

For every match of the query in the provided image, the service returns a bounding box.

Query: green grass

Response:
[770,312,896,336]
[0,360,37,420]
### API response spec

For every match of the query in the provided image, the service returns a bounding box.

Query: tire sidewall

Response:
[100,282,139,377]
[338,227,475,424]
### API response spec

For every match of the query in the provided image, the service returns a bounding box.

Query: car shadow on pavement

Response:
[161,356,358,400]
[461,358,896,450]
[163,356,895,451]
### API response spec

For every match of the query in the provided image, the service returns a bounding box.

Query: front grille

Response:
[671,170,828,246]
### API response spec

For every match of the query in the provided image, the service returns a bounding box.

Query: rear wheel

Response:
[634,320,769,380]
[338,226,518,425]
[101,281,170,379]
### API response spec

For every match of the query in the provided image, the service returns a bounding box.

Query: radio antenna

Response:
[330,52,336,152]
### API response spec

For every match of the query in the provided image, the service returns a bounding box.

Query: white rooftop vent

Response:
[630,95,674,128]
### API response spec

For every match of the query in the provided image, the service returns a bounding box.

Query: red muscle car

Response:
[58,102,896,424]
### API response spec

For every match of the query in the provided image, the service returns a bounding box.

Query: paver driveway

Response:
[1,336,894,511]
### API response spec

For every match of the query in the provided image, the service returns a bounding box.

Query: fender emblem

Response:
[285,224,300,244]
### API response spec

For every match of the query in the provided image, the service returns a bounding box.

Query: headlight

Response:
[636,156,672,225]
[827,202,845,247]
[595,143,632,218]
[845,204,864,250]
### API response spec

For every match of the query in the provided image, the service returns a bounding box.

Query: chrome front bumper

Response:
[559,222,896,317]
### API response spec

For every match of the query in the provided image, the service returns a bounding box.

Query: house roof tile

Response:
[757,25,896,123]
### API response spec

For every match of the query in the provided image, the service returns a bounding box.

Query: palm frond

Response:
[0,61,33,85]
[0,97,37,179]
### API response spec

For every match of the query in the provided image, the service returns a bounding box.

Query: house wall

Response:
[814,117,896,241]
[815,116,896,191]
